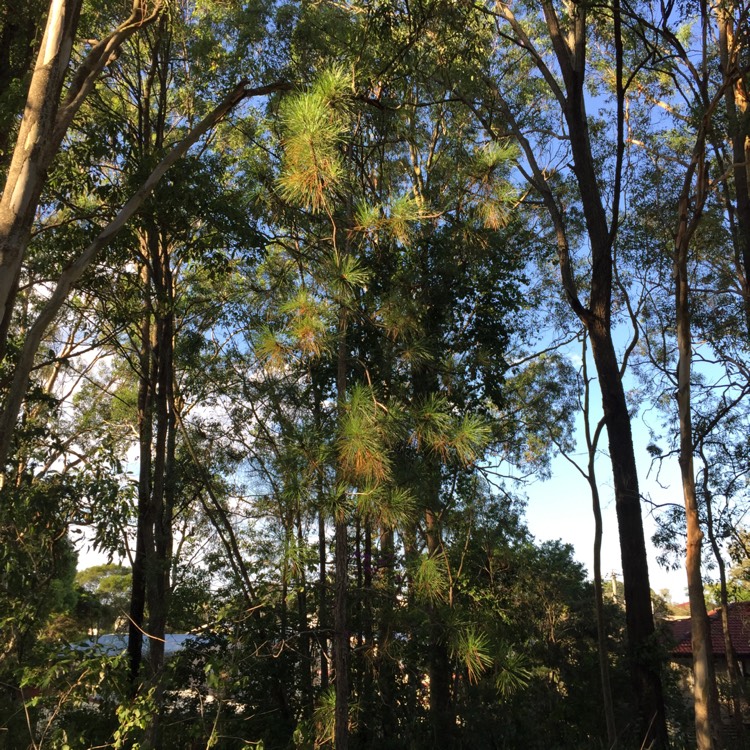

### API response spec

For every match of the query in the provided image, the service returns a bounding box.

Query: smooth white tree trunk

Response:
[0,0,162,356]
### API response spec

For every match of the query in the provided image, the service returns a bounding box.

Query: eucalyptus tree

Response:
[714,0,750,335]
[442,2,676,743]
[0,0,290,476]
[0,3,297,744]
[617,2,750,745]
[67,0,292,708]
[3,2,723,748]
[0,0,163,398]
[0,0,47,172]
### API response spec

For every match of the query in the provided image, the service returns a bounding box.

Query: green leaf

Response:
[277,68,351,212]
[338,385,391,484]
[414,553,448,604]
[494,644,533,698]
[453,627,493,684]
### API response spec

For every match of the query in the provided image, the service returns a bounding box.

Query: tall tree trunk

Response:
[376,525,397,746]
[312,374,329,691]
[143,227,176,750]
[547,0,668,739]
[0,0,82,356]
[333,516,349,750]
[334,310,349,750]
[587,323,668,748]
[127,223,176,750]
[581,335,617,747]
[318,507,329,692]
[128,260,154,689]
[0,0,44,175]
[672,56,723,740]
[425,505,453,749]
[145,225,175,680]
[0,0,161,361]
[716,2,750,336]
[590,471,617,747]
[676,235,716,750]
[571,46,667,735]
[297,509,313,712]
[487,3,670,741]
[360,520,375,746]
[126,213,177,750]
[702,450,747,744]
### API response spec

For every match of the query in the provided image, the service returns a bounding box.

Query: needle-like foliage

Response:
[277,67,351,212]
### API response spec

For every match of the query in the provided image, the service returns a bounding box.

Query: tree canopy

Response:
[1,1,749,749]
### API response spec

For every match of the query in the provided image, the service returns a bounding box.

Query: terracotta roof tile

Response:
[668,601,750,657]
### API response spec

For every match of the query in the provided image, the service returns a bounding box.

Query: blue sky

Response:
[523,426,689,603]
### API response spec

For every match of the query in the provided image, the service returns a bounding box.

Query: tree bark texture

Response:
[128,260,155,689]
[334,311,349,750]
[0,0,83,355]
[581,338,618,748]
[0,0,162,361]
[539,2,669,743]
[676,247,716,750]
[716,3,750,337]
[144,223,176,682]
[333,516,349,750]
[318,506,330,692]
[0,0,45,174]
[673,133,723,747]
[587,321,668,749]
[125,34,177,732]
[311,373,330,693]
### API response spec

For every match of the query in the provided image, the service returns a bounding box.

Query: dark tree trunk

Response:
[587,321,668,748]
[425,505,454,749]
[297,510,313,712]
[578,334,618,745]
[128,260,154,689]
[311,371,330,695]
[591,474,617,747]
[376,525,398,745]
[359,520,375,746]
[318,507,329,692]
[144,227,175,750]
[334,311,349,750]
[333,516,349,750]
[145,224,175,681]
[542,1,669,741]
[485,5,669,739]
[702,455,747,742]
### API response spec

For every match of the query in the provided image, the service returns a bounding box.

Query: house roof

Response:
[668,601,750,657]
